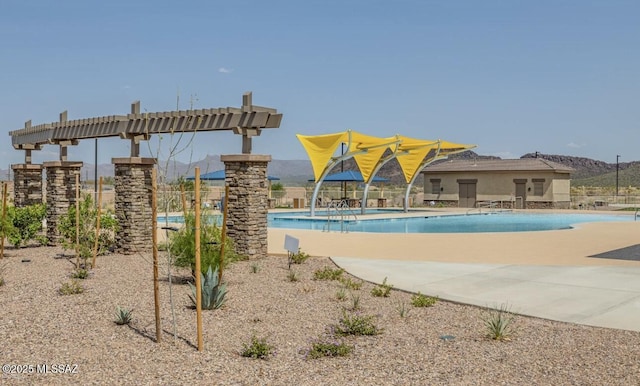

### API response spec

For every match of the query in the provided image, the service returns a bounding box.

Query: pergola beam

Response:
[9,92,282,149]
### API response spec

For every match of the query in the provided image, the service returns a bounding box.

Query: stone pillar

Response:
[221,154,271,258]
[11,164,43,206]
[112,157,155,254]
[43,161,83,244]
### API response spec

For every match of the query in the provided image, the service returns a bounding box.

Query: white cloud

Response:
[567,142,586,149]
[121,85,132,90]
[218,67,233,74]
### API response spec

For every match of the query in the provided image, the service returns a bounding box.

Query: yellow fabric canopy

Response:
[297,131,476,184]
[349,132,399,183]
[296,132,348,182]
[392,136,440,184]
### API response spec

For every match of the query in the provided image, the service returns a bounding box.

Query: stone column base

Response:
[43,161,83,245]
[11,164,43,206]
[112,157,156,254]
[221,154,272,258]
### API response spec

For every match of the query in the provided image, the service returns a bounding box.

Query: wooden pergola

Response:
[9,92,282,161]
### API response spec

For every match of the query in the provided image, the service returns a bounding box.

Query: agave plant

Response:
[188,265,227,310]
[114,306,133,325]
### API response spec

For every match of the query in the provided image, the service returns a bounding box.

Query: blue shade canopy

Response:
[187,170,280,181]
[309,170,389,183]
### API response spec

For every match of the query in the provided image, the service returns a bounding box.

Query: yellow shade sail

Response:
[349,132,399,183]
[394,136,440,184]
[296,132,348,182]
[298,131,476,184]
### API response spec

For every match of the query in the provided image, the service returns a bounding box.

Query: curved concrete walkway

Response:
[268,211,640,332]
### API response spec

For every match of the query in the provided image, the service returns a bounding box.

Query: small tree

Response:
[4,204,47,248]
[170,211,244,275]
[58,194,119,266]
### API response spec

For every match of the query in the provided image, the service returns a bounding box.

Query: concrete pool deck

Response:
[267,209,640,332]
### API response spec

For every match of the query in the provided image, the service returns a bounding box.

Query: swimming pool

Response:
[159,211,634,234]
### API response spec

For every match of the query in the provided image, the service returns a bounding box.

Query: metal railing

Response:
[466,200,502,215]
[323,199,358,233]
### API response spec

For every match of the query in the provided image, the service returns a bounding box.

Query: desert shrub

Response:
[241,335,273,360]
[411,292,438,307]
[170,211,244,275]
[348,293,361,311]
[339,277,363,290]
[396,301,410,318]
[313,267,344,281]
[483,303,517,341]
[334,311,381,336]
[57,194,119,263]
[290,248,310,264]
[71,268,90,279]
[4,204,47,248]
[371,277,393,297]
[306,333,353,359]
[287,271,299,282]
[59,280,84,295]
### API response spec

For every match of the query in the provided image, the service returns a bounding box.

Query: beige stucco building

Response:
[421,159,574,209]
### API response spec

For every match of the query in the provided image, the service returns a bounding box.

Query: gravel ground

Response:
[1,245,640,385]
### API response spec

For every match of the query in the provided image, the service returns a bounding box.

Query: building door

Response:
[514,179,527,209]
[458,181,477,208]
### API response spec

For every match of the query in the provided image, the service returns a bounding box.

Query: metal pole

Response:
[94,138,98,205]
[92,177,103,268]
[616,155,620,197]
[341,143,347,199]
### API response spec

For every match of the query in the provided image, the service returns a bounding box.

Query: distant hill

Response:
[519,153,640,187]
[1,151,637,187]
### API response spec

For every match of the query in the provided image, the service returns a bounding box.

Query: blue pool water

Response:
[158,211,634,234]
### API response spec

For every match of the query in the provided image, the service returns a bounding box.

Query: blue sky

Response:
[1,0,639,167]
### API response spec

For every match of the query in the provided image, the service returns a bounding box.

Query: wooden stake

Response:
[152,168,161,343]
[218,184,229,284]
[91,177,103,268]
[75,173,80,269]
[194,167,203,351]
[0,182,7,259]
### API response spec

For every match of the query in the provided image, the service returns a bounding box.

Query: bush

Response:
[59,280,84,295]
[241,335,273,360]
[334,311,382,336]
[313,267,344,281]
[339,277,363,290]
[411,292,438,307]
[4,204,47,248]
[306,334,353,359]
[290,249,310,264]
[71,268,90,279]
[170,212,244,275]
[371,277,393,297]
[57,194,119,263]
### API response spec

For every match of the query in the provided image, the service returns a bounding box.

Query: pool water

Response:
[158,212,633,234]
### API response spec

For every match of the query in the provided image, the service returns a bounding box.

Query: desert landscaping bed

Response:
[1,245,639,385]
